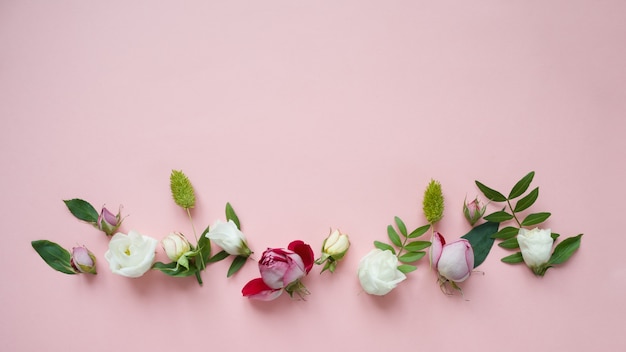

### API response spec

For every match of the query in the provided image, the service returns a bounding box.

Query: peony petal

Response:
[242,278,283,301]
[438,240,472,282]
[288,240,314,273]
[430,232,445,267]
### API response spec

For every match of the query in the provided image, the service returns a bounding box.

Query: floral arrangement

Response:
[32,170,582,300]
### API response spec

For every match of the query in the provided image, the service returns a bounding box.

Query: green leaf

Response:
[521,212,551,227]
[514,187,539,213]
[207,250,229,263]
[498,237,519,249]
[374,241,396,255]
[491,226,519,239]
[461,221,499,268]
[484,211,514,223]
[225,202,241,229]
[170,170,196,209]
[404,241,431,252]
[508,171,535,199]
[394,216,407,237]
[397,264,417,274]
[227,255,248,277]
[387,225,402,247]
[475,181,507,202]
[197,226,212,264]
[31,240,76,274]
[398,251,426,263]
[551,232,560,240]
[549,234,583,265]
[152,261,197,277]
[501,252,524,264]
[408,224,430,238]
[63,199,99,223]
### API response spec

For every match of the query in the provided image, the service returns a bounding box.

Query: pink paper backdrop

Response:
[2,1,625,351]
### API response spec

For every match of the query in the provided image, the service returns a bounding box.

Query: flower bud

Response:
[463,197,486,226]
[97,205,123,236]
[517,227,553,276]
[70,245,97,274]
[315,229,350,273]
[161,232,191,261]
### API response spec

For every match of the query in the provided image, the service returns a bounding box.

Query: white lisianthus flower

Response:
[517,227,553,275]
[358,249,406,296]
[206,220,251,256]
[105,230,158,278]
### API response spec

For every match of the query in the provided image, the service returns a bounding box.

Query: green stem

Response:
[186,207,205,280]
[506,200,522,227]
[186,208,198,241]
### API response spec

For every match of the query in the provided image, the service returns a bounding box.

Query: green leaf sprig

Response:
[475,171,583,275]
[374,217,431,274]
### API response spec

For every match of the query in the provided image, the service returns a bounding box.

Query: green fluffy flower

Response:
[423,179,444,224]
[170,170,196,209]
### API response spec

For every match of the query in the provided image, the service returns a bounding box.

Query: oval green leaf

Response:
[408,224,431,238]
[398,251,426,263]
[498,237,520,249]
[397,264,417,274]
[227,255,248,277]
[475,181,507,202]
[461,221,499,268]
[63,199,99,223]
[31,240,76,275]
[521,212,551,227]
[225,202,241,229]
[501,252,524,264]
[394,216,408,237]
[508,171,535,199]
[404,241,431,252]
[387,225,402,247]
[514,187,539,213]
[484,211,514,223]
[548,234,583,265]
[374,241,396,255]
[491,226,519,239]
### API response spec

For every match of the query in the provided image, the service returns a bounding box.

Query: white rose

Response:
[161,232,191,261]
[517,227,553,271]
[358,249,406,296]
[205,220,250,256]
[105,230,158,278]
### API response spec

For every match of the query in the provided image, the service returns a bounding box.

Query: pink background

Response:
[1,1,625,351]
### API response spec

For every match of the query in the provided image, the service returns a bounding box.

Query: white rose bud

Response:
[161,232,191,261]
[105,230,158,278]
[322,229,350,259]
[358,249,406,295]
[517,227,553,276]
[205,220,251,256]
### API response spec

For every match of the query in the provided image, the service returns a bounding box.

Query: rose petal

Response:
[288,240,314,273]
[242,278,283,301]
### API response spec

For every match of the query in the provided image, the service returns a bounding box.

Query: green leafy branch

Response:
[374,217,431,274]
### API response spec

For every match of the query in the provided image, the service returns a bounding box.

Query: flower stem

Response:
[186,208,198,241]
[506,200,522,227]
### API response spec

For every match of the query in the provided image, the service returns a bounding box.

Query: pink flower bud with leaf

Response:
[70,245,97,274]
[430,232,474,294]
[97,206,123,236]
[463,197,486,226]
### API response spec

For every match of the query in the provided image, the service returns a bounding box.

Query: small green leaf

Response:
[225,202,241,229]
[461,221,499,268]
[31,240,76,274]
[152,261,197,277]
[408,224,431,238]
[498,237,519,249]
[549,234,583,265]
[207,250,229,263]
[514,187,539,213]
[484,211,514,223]
[521,212,551,227]
[398,251,426,263]
[394,216,407,237]
[404,241,431,252]
[63,199,99,223]
[170,170,196,209]
[374,241,395,254]
[227,255,248,277]
[501,252,524,264]
[387,225,402,247]
[475,181,507,202]
[397,264,417,274]
[491,226,519,239]
[508,171,535,199]
[551,232,560,240]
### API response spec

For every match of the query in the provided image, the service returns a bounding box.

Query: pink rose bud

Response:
[463,197,486,226]
[70,245,97,274]
[97,205,123,236]
[430,232,474,283]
